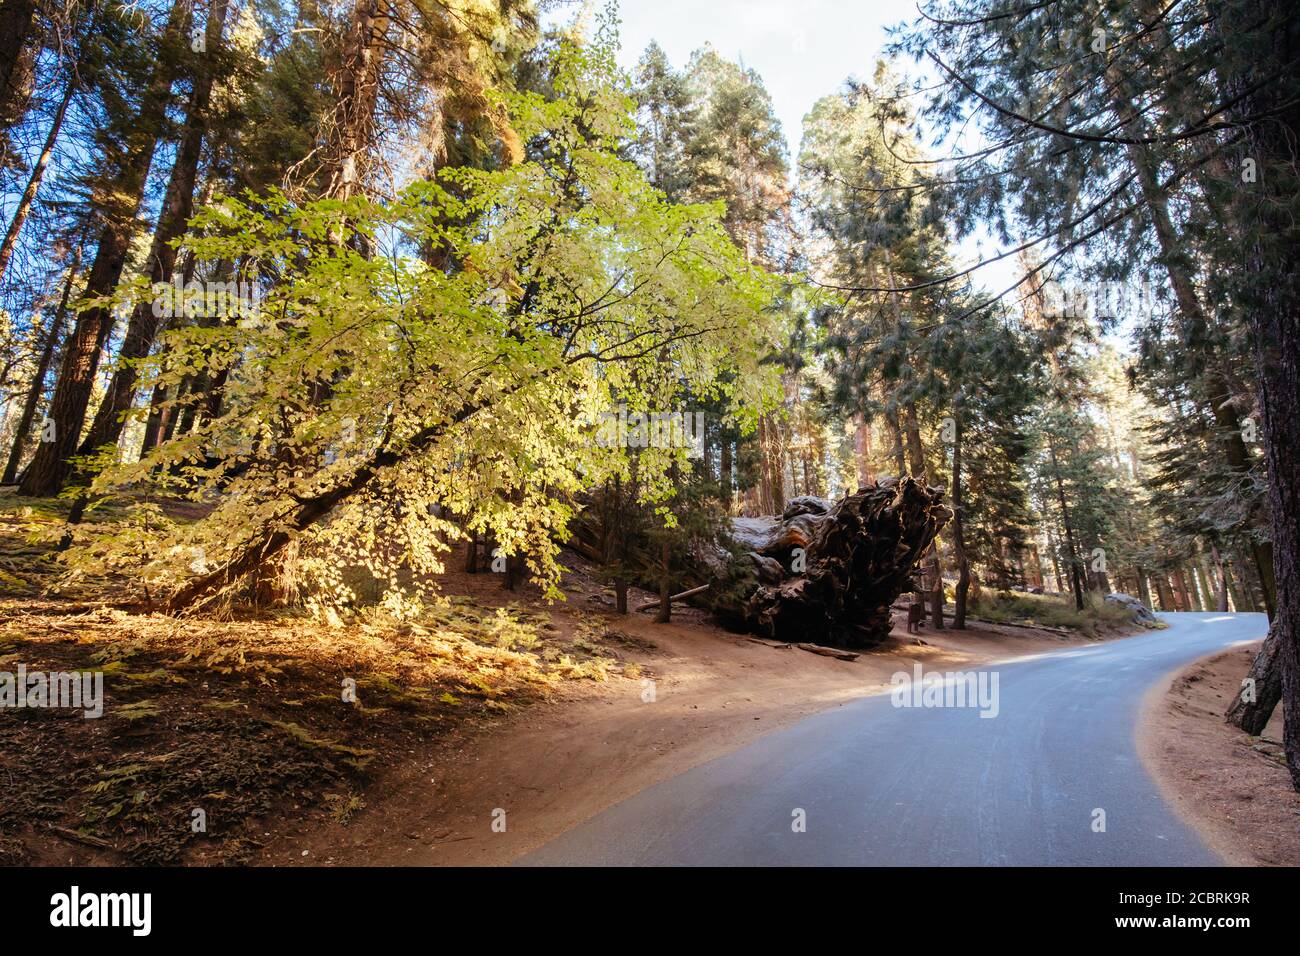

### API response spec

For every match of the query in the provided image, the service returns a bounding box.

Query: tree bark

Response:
[884,406,906,476]
[853,410,873,488]
[1136,567,1153,610]
[719,436,732,509]
[610,474,629,614]
[951,416,970,628]
[655,536,671,623]
[1045,525,1064,593]
[903,401,944,628]
[716,479,950,647]
[1153,573,1176,612]
[78,0,231,461]
[1172,567,1192,612]
[1210,545,1230,611]
[17,0,190,496]
[0,0,36,126]
[464,530,478,573]
[1192,556,1216,612]
[1047,434,1085,610]
[323,0,390,202]
[1090,562,1112,595]
[138,252,200,455]
[1225,623,1283,733]
[1224,552,1252,612]
[139,381,171,454]
[1190,563,1207,610]
[1026,542,1044,590]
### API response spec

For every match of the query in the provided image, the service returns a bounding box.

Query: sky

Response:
[612,0,921,159]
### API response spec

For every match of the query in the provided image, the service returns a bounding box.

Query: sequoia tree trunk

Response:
[1211,546,1230,612]
[323,0,390,202]
[78,0,231,460]
[18,0,189,496]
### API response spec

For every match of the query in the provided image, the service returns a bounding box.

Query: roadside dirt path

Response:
[1139,642,1300,866]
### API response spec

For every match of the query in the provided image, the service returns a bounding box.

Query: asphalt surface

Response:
[521,611,1267,866]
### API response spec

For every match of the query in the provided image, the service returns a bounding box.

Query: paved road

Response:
[521,612,1267,866]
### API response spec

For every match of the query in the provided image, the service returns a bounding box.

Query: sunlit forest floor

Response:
[1,495,1143,865]
[0,496,644,864]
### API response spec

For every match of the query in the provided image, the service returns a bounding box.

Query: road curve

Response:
[521,612,1267,866]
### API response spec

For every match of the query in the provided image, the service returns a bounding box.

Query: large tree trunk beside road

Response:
[1225,623,1283,734]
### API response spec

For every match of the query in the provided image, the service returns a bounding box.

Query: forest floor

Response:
[1140,643,1300,866]
[0,493,1143,867]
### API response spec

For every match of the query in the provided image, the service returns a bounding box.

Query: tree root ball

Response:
[714,478,951,649]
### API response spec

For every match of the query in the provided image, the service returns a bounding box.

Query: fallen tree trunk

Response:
[793,643,860,661]
[635,584,710,613]
[745,636,859,660]
[571,479,950,648]
[703,479,950,648]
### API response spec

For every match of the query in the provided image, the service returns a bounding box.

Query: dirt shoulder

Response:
[258,582,1134,867]
[1138,643,1300,866]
